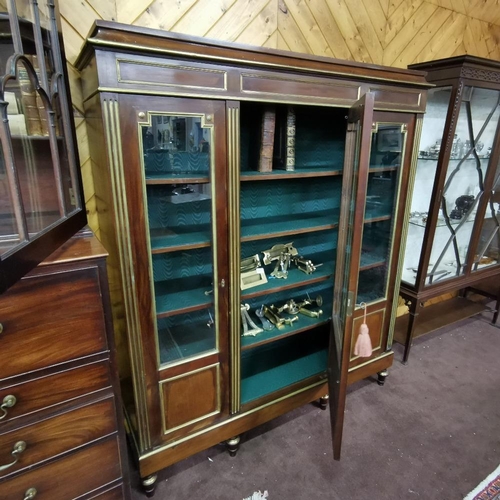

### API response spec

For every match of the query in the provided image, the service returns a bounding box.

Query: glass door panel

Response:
[402,86,453,285]
[428,86,500,282]
[356,123,406,304]
[140,113,218,366]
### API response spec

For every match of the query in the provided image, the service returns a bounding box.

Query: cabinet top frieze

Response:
[76,20,430,90]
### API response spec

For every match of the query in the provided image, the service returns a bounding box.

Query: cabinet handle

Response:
[23,488,37,500]
[0,322,3,334]
[0,441,27,471]
[0,394,17,420]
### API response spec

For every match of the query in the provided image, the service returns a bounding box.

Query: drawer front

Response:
[0,267,108,380]
[0,437,121,499]
[0,361,110,424]
[0,398,116,479]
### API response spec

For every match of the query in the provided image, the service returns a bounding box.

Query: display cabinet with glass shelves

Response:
[76,21,428,495]
[0,2,86,294]
[396,56,500,363]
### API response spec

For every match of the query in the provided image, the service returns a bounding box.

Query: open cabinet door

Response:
[328,92,374,459]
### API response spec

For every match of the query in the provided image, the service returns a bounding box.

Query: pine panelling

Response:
[170,0,238,37]
[282,0,334,57]
[343,0,384,62]
[277,30,292,50]
[235,0,278,47]
[426,0,467,15]
[465,0,500,25]
[485,24,500,59]
[361,0,387,47]
[385,0,424,47]
[59,0,101,40]
[383,2,438,66]
[277,0,314,53]
[206,0,273,41]
[389,7,452,67]
[323,0,373,62]
[134,0,197,32]
[116,0,154,25]
[86,0,116,22]
[300,0,352,60]
[61,17,85,66]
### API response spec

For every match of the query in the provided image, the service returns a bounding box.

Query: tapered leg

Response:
[142,474,158,497]
[225,436,241,457]
[377,370,388,386]
[319,394,329,410]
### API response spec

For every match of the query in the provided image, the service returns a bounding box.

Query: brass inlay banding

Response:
[227,103,241,414]
[159,363,221,435]
[140,378,326,459]
[86,37,431,87]
[116,57,228,91]
[103,99,151,451]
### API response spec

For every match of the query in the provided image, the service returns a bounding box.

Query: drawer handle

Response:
[0,441,26,472]
[0,394,17,420]
[24,488,37,500]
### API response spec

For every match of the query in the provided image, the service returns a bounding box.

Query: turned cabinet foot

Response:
[377,370,389,386]
[142,474,158,497]
[319,394,329,410]
[225,436,241,457]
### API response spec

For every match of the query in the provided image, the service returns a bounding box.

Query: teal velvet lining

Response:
[240,329,328,405]
[144,150,209,177]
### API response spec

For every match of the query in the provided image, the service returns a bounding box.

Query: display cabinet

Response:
[0,0,87,294]
[76,21,429,495]
[396,56,500,363]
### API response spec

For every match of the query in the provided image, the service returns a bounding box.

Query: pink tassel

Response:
[354,303,372,357]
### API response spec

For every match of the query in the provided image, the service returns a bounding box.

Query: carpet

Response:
[465,465,500,500]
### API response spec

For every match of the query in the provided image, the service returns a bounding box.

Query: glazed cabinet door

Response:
[328,93,374,458]
[117,95,229,445]
[348,111,415,370]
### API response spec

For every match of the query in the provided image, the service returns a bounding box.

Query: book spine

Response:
[18,63,42,136]
[285,106,296,171]
[258,106,276,172]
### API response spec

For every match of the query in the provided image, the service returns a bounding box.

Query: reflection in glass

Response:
[141,113,216,366]
[474,155,500,270]
[0,1,81,258]
[357,123,404,304]
[426,87,500,283]
[402,87,453,284]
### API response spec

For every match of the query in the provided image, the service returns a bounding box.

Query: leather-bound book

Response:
[258,105,276,172]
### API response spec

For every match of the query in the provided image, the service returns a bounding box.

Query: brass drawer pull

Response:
[24,488,37,500]
[0,441,26,471]
[0,394,17,420]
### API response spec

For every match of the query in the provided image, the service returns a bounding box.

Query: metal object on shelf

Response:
[262,242,298,265]
[255,305,275,331]
[294,255,323,274]
[240,303,263,337]
[240,254,268,290]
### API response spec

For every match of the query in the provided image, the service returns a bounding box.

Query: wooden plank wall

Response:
[61,0,500,235]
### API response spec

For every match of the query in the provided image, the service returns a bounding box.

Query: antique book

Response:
[284,105,296,171]
[258,105,276,172]
[18,63,42,136]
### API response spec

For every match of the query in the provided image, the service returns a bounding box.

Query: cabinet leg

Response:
[377,370,388,386]
[142,474,158,497]
[319,394,329,410]
[225,436,241,457]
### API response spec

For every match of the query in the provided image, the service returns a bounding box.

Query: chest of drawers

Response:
[0,235,130,499]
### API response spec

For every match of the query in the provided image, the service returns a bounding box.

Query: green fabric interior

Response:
[240,328,328,405]
[364,171,398,220]
[144,149,210,177]
[240,102,346,173]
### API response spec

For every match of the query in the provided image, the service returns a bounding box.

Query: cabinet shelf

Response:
[155,278,213,318]
[241,317,330,351]
[241,261,334,301]
[369,166,399,173]
[150,226,211,253]
[241,331,328,405]
[145,174,209,184]
[240,168,342,181]
[241,212,338,242]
